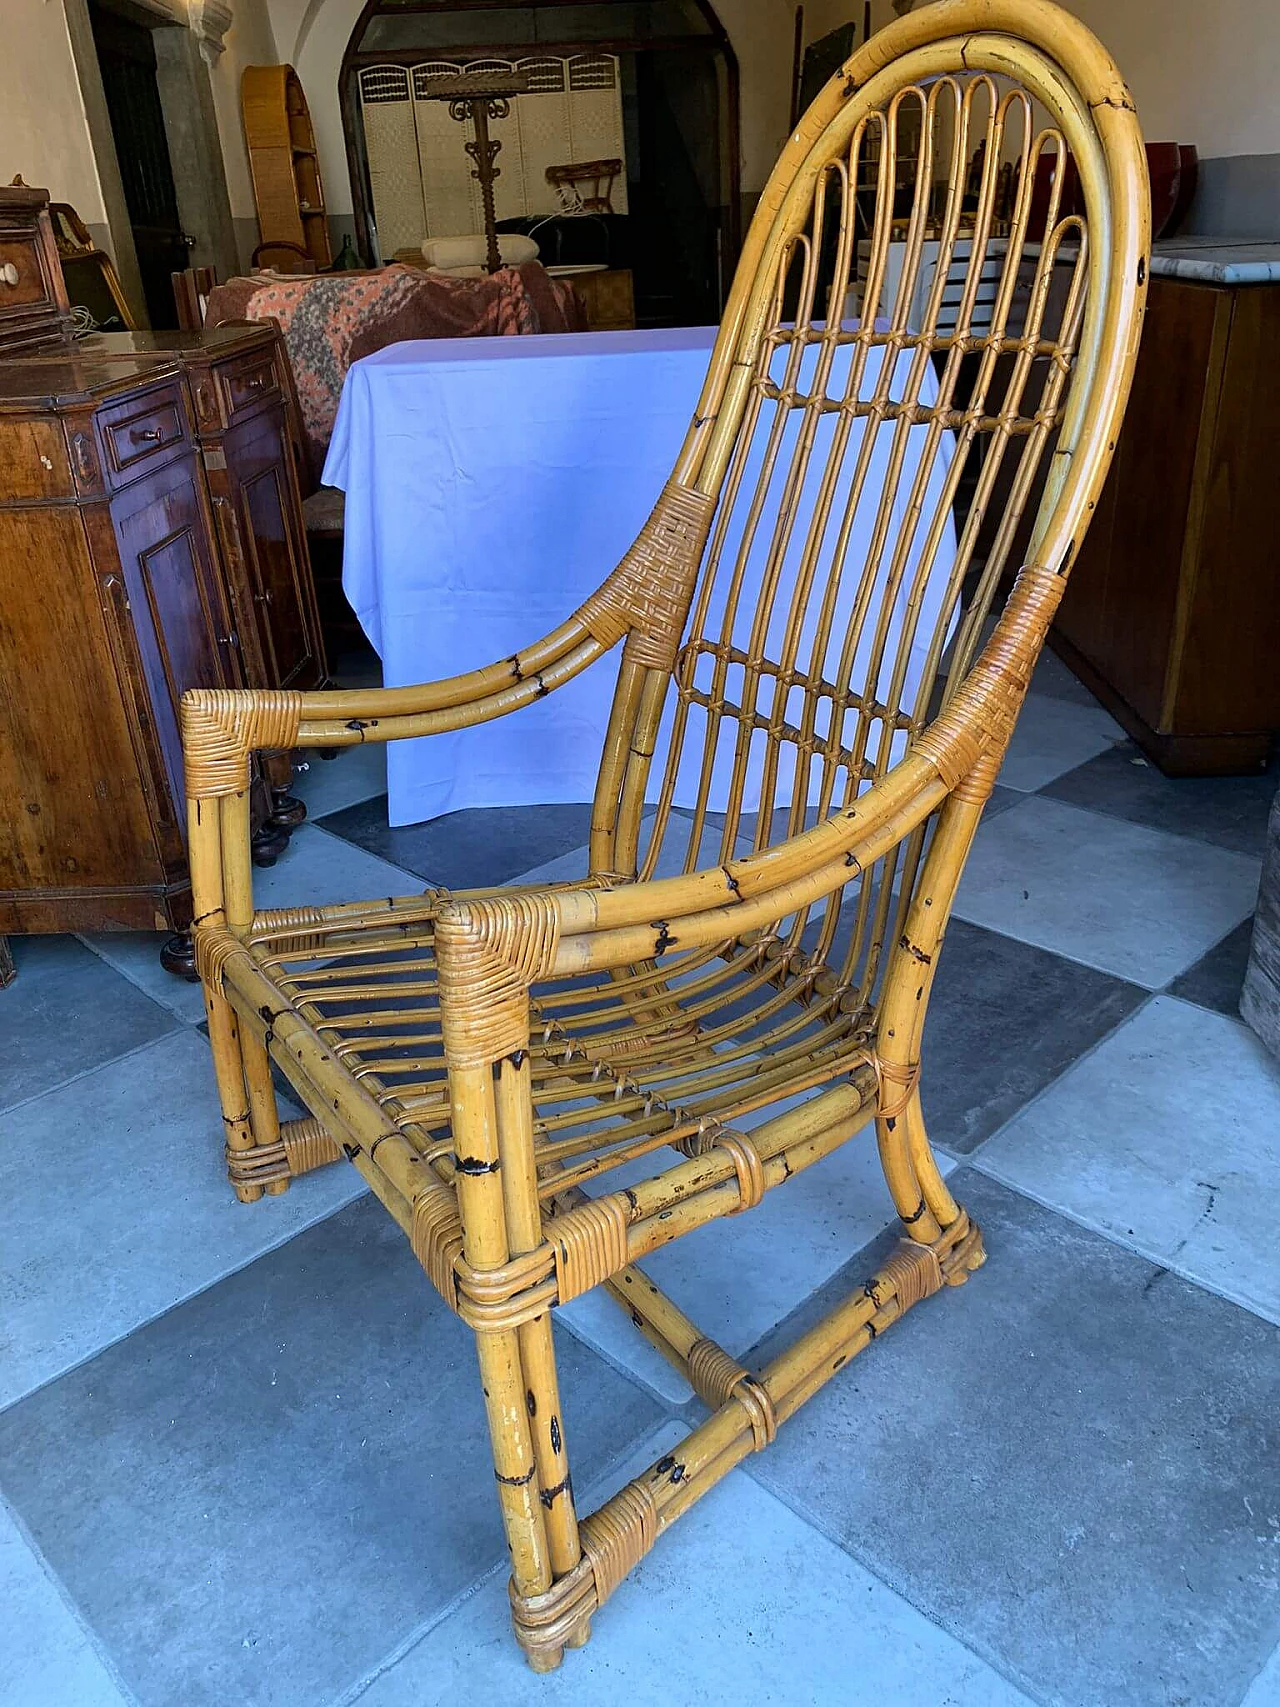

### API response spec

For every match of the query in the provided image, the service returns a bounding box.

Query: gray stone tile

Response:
[1042,742,1279,856]
[315,798,596,889]
[560,1104,954,1404]
[353,1421,1031,1707]
[0,1500,131,1707]
[1243,1643,1280,1707]
[920,919,1147,1155]
[749,1171,1280,1707]
[978,996,1280,1325]
[0,1028,363,1408]
[997,690,1125,793]
[953,795,1262,988]
[0,935,179,1114]
[1030,643,1107,707]
[291,742,387,819]
[981,783,1022,822]
[77,933,210,1025]
[0,1195,662,1707]
[78,828,425,1027]
[251,823,425,910]
[1167,917,1256,1016]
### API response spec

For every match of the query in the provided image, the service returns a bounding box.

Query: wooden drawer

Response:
[95,382,190,488]
[0,234,50,310]
[0,186,73,354]
[215,345,280,424]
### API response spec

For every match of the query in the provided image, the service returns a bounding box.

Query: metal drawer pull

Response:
[130,426,167,444]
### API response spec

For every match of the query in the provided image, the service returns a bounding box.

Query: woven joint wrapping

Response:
[508,1476,657,1654]
[687,1337,778,1451]
[580,1480,659,1605]
[280,1118,343,1176]
[412,1183,465,1307]
[872,1056,920,1123]
[917,564,1067,788]
[225,1140,289,1188]
[181,689,304,797]
[713,1131,766,1213]
[193,926,245,991]
[248,906,330,957]
[552,1193,630,1302]
[434,894,561,1068]
[877,1238,944,1314]
[576,481,715,671]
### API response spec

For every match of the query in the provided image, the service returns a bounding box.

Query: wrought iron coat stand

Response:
[421,70,532,274]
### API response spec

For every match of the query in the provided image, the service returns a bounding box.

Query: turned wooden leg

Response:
[0,935,16,988]
[251,822,290,867]
[160,932,199,981]
[269,786,307,831]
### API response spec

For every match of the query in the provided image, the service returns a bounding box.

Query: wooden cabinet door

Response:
[0,505,164,908]
[218,403,324,691]
[1057,277,1227,729]
[110,451,235,813]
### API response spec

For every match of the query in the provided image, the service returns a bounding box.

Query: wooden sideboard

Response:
[1054,270,1280,774]
[0,186,327,980]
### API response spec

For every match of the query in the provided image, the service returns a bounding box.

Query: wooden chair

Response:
[180,0,1147,1670]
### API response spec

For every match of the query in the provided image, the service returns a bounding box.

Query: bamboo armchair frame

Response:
[181,0,1147,1670]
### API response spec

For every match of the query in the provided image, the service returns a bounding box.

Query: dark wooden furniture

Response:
[0,187,327,981]
[1054,270,1280,774]
[1242,785,1280,1059]
[0,181,77,352]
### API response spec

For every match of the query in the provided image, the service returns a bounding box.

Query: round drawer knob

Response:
[0,263,20,287]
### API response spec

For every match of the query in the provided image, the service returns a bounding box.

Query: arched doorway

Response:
[339,0,740,326]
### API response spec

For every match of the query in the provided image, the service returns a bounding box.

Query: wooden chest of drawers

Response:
[0,322,327,970]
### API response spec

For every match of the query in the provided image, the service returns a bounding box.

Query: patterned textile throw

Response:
[204,261,585,479]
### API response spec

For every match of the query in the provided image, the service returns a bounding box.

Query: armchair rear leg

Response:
[874,759,999,1271]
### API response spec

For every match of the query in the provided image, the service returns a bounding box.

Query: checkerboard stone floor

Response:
[3,643,1279,1707]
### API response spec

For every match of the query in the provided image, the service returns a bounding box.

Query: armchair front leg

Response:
[183,691,305,1201]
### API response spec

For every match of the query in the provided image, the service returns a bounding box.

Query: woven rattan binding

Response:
[551,1194,631,1301]
[577,481,716,670]
[687,1337,779,1450]
[434,893,562,1069]
[182,689,304,796]
[411,1184,466,1306]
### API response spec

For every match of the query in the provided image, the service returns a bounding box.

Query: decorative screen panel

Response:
[362,52,629,248]
[512,57,572,211]
[358,66,429,258]
[410,61,479,242]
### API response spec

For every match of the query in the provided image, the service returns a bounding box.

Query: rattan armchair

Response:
[181,0,1147,1670]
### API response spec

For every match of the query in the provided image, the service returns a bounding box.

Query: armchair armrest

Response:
[181,477,717,796]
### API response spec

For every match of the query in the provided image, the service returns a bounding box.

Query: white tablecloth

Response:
[325,326,956,826]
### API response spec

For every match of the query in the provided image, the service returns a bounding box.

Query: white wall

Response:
[268,0,801,220]
[1060,0,1280,159]
[0,0,105,219]
[210,0,281,224]
[801,0,1280,161]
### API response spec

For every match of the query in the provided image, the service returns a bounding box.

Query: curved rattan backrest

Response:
[591,0,1147,1011]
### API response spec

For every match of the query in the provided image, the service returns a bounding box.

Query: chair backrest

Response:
[591,0,1147,1007]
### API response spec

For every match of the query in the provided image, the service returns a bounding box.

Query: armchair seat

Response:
[204,877,884,1200]
[180,0,1148,1673]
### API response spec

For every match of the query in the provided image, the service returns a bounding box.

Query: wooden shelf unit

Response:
[242,65,331,269]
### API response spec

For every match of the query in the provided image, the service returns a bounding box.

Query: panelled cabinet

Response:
[1053,271,1280,774]
[0,209,328,976]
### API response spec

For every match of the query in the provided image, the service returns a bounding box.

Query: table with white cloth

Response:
[324,326,958,826]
